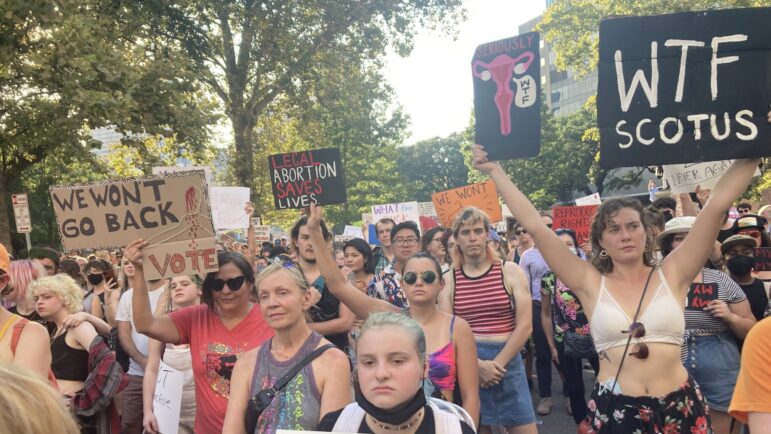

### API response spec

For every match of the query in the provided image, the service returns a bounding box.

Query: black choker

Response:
[369,408,424,431]
[355,385,427,426]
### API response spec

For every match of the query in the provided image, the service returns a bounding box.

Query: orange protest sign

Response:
[431,180,502,227]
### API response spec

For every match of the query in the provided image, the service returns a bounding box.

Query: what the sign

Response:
[597,7,771,168]
[269,148,346,209]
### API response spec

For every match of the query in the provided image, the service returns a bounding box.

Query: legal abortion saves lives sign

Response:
[269,148,346,209]
[598,7,771,168]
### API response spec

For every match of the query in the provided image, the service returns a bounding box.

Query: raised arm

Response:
[472,145,597,296]
[123,240,180,344]
[664,158,761,292]
[306,205,395,319]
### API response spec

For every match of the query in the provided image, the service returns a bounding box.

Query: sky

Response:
[384,0,546,145]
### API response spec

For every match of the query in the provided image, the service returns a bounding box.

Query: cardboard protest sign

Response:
[153,166,214,188]
[431,180,502,227]
[686,282,719,310]
[254,225,271,243]
[370,201,420,228]
[153,361,184,434]
[50,172,218,279]
[663,160,761,194]
[269,148,346,209]
[552,205,599,246]
[473,32,541,161]
[753,247,771,272]
[210,187,250,229]
[575,192,602,206]
[598,7,771,169]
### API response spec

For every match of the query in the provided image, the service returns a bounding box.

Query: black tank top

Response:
[51,332,89,381]
[739,279,768,321]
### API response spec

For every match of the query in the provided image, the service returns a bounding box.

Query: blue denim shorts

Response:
[685,331,740,412]
[476,341,536,427]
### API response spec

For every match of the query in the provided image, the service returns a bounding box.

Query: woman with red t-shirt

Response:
[123,240,273,434]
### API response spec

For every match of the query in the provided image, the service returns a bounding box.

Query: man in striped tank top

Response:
[439,207,537,434]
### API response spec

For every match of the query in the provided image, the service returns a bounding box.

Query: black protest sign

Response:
[269,148,346,209]
[472,32,541,161]
[753,247,771,272]
[597,7,771,169]
[686,283,719,310]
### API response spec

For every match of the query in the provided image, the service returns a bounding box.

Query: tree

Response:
[397,133,469,202]
[123,0,465,195]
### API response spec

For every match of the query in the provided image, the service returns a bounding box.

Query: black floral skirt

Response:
[584,376,712,434]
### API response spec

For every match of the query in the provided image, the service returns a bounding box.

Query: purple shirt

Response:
[519,247,549,302]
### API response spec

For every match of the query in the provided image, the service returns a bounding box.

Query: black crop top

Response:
[51,332,89,381]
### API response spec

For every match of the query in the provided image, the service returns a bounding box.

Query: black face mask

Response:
[354,383,426,425]
[87,273,105,286]
[726,255,754,276]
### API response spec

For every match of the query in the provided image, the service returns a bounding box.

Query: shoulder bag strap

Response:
[271,343,334,395]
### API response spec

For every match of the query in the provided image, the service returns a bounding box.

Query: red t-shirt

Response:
[169,304,273,434]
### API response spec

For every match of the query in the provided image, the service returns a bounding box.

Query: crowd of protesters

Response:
[1,116,771,434]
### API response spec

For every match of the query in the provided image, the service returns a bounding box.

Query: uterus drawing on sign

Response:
[473,51,536,136]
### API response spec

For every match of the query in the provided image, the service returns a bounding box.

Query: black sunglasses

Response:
[515,229,527,235]
[621,321,649,359]
[211,276,246,292]
[403,270,437,285]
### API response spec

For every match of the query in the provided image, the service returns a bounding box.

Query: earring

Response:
[599,250,608,259]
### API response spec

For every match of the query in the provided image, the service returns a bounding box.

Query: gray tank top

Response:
[249,331,324,434]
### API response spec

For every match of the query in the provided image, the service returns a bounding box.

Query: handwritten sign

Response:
[210,187,250,229]
[370,201,420,228]
[269,148,346,209]
[687,282,719,310]
[419,202,438,217]
[472,32,541,161]
[753,247,771,272]
[663,160,761,194]
[153,166,214,188]
[598,8,771,168]
[254,225,271,243]
[153,361,184,434]
[552,205,599,246]
[431,181,502,227]
[575,192,601,206]
[342,225,364,240]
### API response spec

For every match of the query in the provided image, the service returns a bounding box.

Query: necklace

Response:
[369,408,423,431]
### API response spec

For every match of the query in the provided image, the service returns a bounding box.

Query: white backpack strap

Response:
[428,402,464,434]
[332,403,366,432]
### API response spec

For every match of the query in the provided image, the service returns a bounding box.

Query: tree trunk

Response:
[232,113,256,194]
[0,181,13,250]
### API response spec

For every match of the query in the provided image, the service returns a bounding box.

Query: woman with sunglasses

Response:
[306,205,480,426]
[123,241,273,434]
[472,142,762,433]
[222,263,352,434]
[657,218,756,434]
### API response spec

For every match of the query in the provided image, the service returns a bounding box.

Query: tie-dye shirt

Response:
[249,331,324,434]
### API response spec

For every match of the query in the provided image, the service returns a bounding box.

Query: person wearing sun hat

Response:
[0,242,53,381]
[656,220,756,432]
[721,234,770,322]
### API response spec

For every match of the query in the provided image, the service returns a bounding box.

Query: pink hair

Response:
[9,260,46,303]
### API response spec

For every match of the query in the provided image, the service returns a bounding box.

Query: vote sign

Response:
[598,7,771,169]
[269,148,346,209]
[472,32,541,161]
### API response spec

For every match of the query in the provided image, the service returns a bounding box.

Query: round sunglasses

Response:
[403,270,437,285]
[622,321,649,359]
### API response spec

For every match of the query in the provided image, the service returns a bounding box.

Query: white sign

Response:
[575,192,602,206]
[153,361,184,434]
[153,166,214,188]
[11,194,31,233]
[210,187,251,230]
[342,225,364,240]
[663,160,761,194]
[418,202,438,217]
[370,201,420,229]
[501,204,513,218]
[254,225,271,243]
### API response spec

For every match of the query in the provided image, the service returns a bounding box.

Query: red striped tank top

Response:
[453,261,516,336]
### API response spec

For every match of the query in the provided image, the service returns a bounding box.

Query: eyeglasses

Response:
[403,270,437,285]
[739,230,762,239]
[621,322,649,359]
[211,276,245,292]
[515,229,527,235]
[393,237,418,246]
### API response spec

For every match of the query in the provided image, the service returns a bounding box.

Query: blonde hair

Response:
[254,263,309,296]
[28,274,84,314]
[356,312,426,362]
[0,364,80,434]
[450,206,501,266]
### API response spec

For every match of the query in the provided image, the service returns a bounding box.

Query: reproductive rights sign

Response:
[472,32,541,161]
[269,148,346,209]
[597,7,771,169]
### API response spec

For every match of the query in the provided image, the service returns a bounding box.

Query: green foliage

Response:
[397,133,469,202]
[538,0,771,78]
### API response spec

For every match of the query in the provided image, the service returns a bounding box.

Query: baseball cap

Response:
[720,234,756,255]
